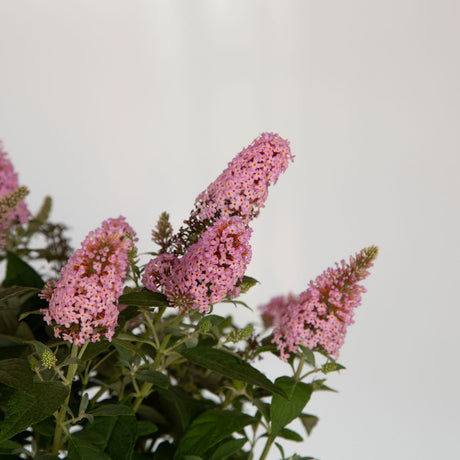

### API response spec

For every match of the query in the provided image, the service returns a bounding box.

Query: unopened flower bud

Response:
[41,349,57,369]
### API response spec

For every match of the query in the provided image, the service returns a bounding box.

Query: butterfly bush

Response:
[0,133,379,460]
[143,216,252,313]
[40,216,136,346]
[261,246,378,361]
[0,143,30,246]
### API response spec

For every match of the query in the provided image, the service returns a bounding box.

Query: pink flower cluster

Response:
[195,133,293,224]
[260,247,378,361]
[143,216,252,313]
[40,217,136,346]
[0,143,30,246]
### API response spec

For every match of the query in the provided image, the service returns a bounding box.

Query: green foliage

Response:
[173,410,253,459]
[0,381,68,442]
[180,346,286,398]
[270,377,313,440]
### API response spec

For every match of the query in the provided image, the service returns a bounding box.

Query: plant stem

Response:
[51,345,80,455]
[258,436,274,460]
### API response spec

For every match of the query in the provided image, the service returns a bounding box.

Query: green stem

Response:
[294,356,305,382]
[258,436,274,460]
[51,345,80,455]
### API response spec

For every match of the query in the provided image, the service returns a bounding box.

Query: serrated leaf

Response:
[0,358,34,391]
[4,252,44,289]
[270,377,313,440]
[118,290,169,307]
[180,347,286,398]
[300,414,319,436]
[174,410,253,459]
[209,438,247,460]
[0,381,68,442]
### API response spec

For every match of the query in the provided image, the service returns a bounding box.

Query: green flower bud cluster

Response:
[226,325,254,343]
[198,319,212,334]
[41,349,57,369]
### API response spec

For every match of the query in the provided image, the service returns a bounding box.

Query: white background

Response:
[1,1,459,459]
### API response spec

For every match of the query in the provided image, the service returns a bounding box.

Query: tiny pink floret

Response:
[40,217,136,346]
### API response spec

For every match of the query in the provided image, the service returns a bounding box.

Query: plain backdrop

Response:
[1,1,459,459]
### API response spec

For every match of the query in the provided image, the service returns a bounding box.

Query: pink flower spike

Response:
[143,216,252,313]
[195,133,293,224]
[260,246,378,361]
[40,216,136,346]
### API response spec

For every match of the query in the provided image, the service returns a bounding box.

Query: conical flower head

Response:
[261,246,378,361]
[195,133,293,224]
[143,216,252,313]
[40,216,136,346]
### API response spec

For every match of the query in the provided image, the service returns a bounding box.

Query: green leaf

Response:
[311,379,337,393]
[68,437,112,460]
[136,370,169,388]
[4,252,44,289]
[34,456,61,460]
[89,404,133,417]
[156,386,208,435]
[174,410,253,459]
[270,377,313,440]
[239,276,259,294]
[0,381,68,442]
[136,421,158,437]
[0,359,34,391]
[180,347,286,398]
[118,290,169,307]
[299,346,316,368]
[209,438,247,460]
[278,427,303,442]
[300,414,319,436]
[74,410,137,460]
[321,362,346,374]
[0,286,40,303]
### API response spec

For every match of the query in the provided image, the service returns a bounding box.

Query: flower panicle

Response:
[261,246,378,361]
[41,216,136,346]
[195,132,293,225]
[143,216,252,313]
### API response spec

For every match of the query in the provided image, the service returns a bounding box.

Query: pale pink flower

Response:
[143,216,252,313]
[40,217,136,346]
[260,246,378,361]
